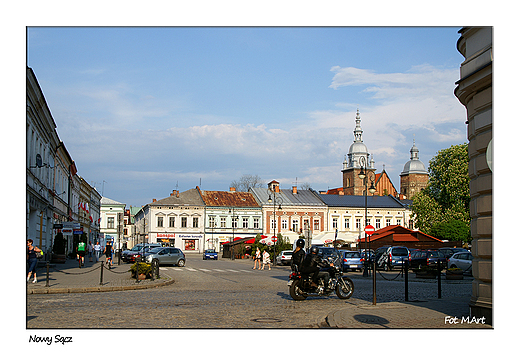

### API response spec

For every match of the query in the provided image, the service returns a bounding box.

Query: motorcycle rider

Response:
[300,245,334,288]
[290,238,306,272]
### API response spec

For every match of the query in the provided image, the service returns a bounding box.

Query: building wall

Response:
[400,173,429,200]
[454,26,492,323]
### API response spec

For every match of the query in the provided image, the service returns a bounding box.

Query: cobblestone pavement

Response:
[26,255,491,329]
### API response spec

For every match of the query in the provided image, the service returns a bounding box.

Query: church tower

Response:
[342,110,376,195]
[400,140,428,199]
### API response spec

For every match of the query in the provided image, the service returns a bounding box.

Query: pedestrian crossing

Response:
[159,267,264,274]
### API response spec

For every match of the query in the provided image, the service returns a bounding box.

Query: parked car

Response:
[317,247,341,263]
[447,251,473,274]
[410,249,446,269]
[375,246,410,270]
[439,247,469,260]
[274,250,293,265]
[121,243,161,262]
[341,251,363,271]
[203,249,218,260]
[145,247,185,267]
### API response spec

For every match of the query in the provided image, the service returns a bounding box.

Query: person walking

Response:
[261,250,271,271]
[88,241,94,262]
[103,241,113,268]
[93,241,102,262]
[27,239,41,283]
[253,248,261,269]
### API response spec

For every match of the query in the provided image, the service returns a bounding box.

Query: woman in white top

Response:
[261,250,271,271]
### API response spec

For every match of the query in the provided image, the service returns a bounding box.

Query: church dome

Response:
[349,141,368,155]
[401,140,427,175]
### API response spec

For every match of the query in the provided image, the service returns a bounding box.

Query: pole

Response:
[437,261,442,299]
[404,260,409,301]
[372,259,377,305]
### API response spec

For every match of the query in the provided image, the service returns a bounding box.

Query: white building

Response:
[100,197,126,250]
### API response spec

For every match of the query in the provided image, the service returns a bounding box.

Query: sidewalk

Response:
[324,297,492,328]
[26,256,174,294]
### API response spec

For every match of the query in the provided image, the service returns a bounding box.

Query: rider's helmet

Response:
[296,239,305,248]
[310,246,319,255]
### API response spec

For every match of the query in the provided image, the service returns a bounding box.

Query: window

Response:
[169,217,175,228]
[344,218,350,229]
[281,219,288,230]
[107,217,114,229]
[181,217,187,228]
[375,218,381,229]
[271,218,277,230]
[396,218,402,226]
[332,218,338,229]
[209,216,215,228]
[386,218,391,227]
[193,217,199,228]
[242,217,248,229]
[157,216,163,227]
[355,218,361,230]
[220,217,226,228]
[292,219,299,233]
[313,219,320,231]
[232,216,238,229]
[253,218,260,229]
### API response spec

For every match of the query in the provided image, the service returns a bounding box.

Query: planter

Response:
[446,269,463,280]
[138,273,147,280]
[415,269,437,279]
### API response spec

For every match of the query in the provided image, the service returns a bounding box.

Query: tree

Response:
[230,174,264,192]
[411,143,470,241]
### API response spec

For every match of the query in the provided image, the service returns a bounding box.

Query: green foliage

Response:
[411,144,470,241]
[430,219,471,242]
[130,262,152,275]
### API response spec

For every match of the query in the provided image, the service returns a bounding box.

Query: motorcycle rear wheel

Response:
[289,280,307,301]
[336,277,354,299]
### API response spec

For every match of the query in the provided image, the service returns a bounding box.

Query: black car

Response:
[439,247,469,260]
[410,249,446,269]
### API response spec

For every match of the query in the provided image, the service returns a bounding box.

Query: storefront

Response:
[178,234,203,252]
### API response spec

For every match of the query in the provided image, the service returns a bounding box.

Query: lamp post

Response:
[267,189,282,266]
[358,156,377,305]
[358,156,376,277]
[228,207,236,260]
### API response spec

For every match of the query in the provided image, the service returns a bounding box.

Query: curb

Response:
[27,277,175,294]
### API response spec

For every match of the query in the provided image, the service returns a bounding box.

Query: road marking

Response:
[213,269,226,272]
[185,268,197,271]
[240,270,254,273]
[226,269,239,273]
[199,268,211,272]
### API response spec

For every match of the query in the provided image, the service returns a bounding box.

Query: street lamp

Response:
[267,189,282,266]
[359,156,377,305]
[228,208,235,260]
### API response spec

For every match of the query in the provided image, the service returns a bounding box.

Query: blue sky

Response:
[27,26,467,207]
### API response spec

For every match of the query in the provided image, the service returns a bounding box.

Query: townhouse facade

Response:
[250,181,328,246]
[315,193,410,247]
[133,189,206,252]
[199,187,262,253]
[100,197,126,249]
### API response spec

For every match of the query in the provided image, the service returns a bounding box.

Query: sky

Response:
[26,26,467,207]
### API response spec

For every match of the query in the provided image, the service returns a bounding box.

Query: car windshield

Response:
[130,246,142,251]
[344,252,360,258]
[148,247,163,253]
[283,251,293,256]
[392,247,408,256]
[205,249,216,253]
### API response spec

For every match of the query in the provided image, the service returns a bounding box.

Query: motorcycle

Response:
[287,260,354,301]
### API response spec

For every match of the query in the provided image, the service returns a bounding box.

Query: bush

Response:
[130,262,152,276]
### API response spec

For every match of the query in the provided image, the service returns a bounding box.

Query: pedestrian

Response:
[93,241,102,262]
[103,241,113,268]
[88,241,94,262]
[261,250,271,271]
[27,239,41,283]
[77,239,86,268]
[253,248,261,269]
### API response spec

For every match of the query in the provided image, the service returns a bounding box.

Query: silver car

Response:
[145,247,185,267]
[447,252,473,274]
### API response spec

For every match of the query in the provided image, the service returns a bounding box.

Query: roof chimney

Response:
[292,186,297,194]
[230,187,236,192]
[152,199,157,202]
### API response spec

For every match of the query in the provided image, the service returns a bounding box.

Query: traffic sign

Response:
[272,236,278,242]
[365,225,375,235]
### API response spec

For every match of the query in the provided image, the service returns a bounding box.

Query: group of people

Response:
[26,239,115,283]
[291,238,334,287]
[252,248,272,270]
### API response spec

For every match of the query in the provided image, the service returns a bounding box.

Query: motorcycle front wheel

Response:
[336,277,354,299]
[289,280,307,301]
